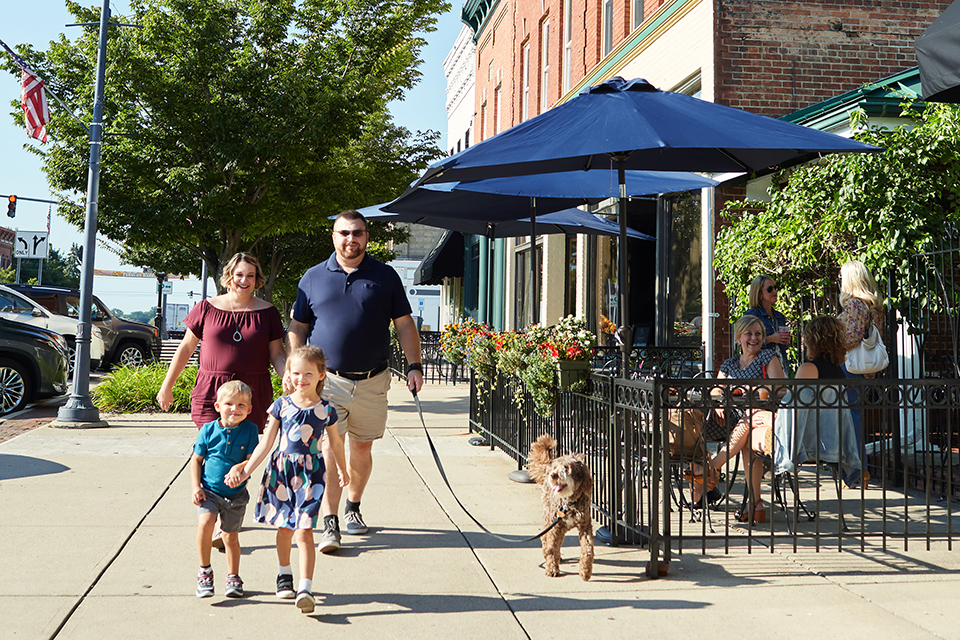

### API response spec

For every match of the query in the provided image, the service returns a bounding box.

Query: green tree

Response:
[6,0,446,304]
[715,102,960,324]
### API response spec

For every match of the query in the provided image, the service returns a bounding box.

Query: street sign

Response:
[160,280,172,295]
[14,230,49,259]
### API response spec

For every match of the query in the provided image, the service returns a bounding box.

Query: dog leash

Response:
[412,390,567,543]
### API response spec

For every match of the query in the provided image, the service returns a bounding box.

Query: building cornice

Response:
[462,0,501,43]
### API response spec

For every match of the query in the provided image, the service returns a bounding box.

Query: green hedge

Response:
[92,362,284,413]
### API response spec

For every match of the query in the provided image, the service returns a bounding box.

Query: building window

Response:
[481,101,487,140]
[541,19,550,112]
[674,72,702,98]
[514,241,543,328]
[603,0,613,56]
[522,43,530,121]
[563,0,572,92]
[494,85,502,134]
[632,0,644,30]
[465,127,470,149]
[564,235,577,317]
[488,60,493,82]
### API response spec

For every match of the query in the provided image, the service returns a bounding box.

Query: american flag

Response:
[0,38,49,142]
[21,68,49,142]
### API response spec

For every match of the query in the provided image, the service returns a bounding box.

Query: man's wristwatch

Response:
[406,362,423,375]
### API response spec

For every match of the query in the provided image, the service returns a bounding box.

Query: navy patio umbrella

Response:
[416,76,881,373]
[360,202,656,240]
[358,202,656,327]
[916,0,960,103]
[380,169,715,323]
[384,169,717,220]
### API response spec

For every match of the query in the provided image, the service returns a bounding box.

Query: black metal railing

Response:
[469,369,959,572]
[390,331,471,384]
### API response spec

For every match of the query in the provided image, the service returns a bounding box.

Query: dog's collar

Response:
[556,501,574,519]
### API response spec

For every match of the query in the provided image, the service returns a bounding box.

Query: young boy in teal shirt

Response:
[190,380,260,598]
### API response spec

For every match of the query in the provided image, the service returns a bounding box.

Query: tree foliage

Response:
[5,0,447,304]
[715,102,960,325]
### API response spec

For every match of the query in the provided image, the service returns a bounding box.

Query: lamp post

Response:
[52,0,111,427]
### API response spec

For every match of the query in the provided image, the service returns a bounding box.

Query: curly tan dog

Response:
[527,434,594,581]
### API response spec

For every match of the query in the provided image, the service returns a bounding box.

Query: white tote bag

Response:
[845,324,889,374]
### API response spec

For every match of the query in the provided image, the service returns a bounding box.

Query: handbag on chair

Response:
[667,408,708,459]
[845,324,888,374]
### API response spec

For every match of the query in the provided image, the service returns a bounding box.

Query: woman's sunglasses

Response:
[766,285,778,293]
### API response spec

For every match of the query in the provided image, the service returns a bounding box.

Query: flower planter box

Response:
[556,359,590,388]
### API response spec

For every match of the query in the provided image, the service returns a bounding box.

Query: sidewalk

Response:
[1,381,957,639]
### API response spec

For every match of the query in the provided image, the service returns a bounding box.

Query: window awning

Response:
[414,230,464,285]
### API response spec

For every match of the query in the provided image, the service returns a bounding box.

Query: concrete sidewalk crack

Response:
[49,454,191,639]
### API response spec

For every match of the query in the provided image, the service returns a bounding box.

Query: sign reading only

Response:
[14,230,49,259]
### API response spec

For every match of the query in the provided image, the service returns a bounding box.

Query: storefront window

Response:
[667,195,702,346]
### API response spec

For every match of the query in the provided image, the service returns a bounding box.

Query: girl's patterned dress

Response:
[254,395,338,530]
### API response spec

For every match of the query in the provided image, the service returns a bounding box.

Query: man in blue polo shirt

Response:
[288,210,423,553]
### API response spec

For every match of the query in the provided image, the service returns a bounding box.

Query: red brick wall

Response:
[714,0,952,117]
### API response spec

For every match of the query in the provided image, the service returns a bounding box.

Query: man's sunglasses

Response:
[336,229,366,238]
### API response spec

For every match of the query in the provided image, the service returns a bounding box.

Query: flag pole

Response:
[0,37,89,134]
[52,0,110,428]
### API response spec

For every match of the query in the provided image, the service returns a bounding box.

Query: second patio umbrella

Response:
[916,0,960,103]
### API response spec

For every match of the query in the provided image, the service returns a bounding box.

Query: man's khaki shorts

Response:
[322,369,391,442]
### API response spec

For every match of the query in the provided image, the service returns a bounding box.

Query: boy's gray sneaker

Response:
[296,590,316,614]
[343,509,368,535]
[196,570,214,598]
[318,523,341,554]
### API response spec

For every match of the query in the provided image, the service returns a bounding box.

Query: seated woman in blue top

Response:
[743,274,791,374]
[686,315,785,522]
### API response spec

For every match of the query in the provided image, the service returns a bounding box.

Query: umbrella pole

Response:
[614,156,633,377]
[531,197,538,325]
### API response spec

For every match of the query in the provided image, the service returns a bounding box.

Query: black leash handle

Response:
[412,391,563,543]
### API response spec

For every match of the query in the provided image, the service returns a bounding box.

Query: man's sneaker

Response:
[343,509,368,535]
[196,570,214,598]
[224,574,244,598]
[296,590,316,614]
[318,523,341,554]
[276,574,295,599]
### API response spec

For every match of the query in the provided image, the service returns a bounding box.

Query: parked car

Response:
[0,316,69,414]
[0,285,105,374]
[7,284,161,368]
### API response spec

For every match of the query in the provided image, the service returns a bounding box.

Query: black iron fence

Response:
[469,367,958,575]
[390,330,470,384]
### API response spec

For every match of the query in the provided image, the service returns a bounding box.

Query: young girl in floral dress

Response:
[231,345,349,614]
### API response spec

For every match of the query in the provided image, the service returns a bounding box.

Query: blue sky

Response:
[0,1,462,310]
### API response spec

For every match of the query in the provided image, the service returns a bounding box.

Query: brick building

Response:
[460,0,950,364]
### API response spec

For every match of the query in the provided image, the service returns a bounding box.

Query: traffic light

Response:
[6,195,16,218]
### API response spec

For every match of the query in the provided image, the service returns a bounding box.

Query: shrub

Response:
[93,363,197,413]
[94,363,286,414]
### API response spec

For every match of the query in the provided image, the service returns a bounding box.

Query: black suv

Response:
[0,317,69,414]
[8,284,161,368]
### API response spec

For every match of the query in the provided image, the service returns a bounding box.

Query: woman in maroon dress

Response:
[157,253,286,431]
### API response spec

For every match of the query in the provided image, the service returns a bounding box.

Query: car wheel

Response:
[0,357,31,415]
[115,342,147,367]
[66,339,76,379]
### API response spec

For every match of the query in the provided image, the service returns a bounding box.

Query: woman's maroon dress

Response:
[184,299,284,431]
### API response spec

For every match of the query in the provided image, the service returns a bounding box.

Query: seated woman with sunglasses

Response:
[742,274,792,374]
[685,315,785,522]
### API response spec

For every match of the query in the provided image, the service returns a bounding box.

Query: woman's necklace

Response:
[228,296,244,343]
